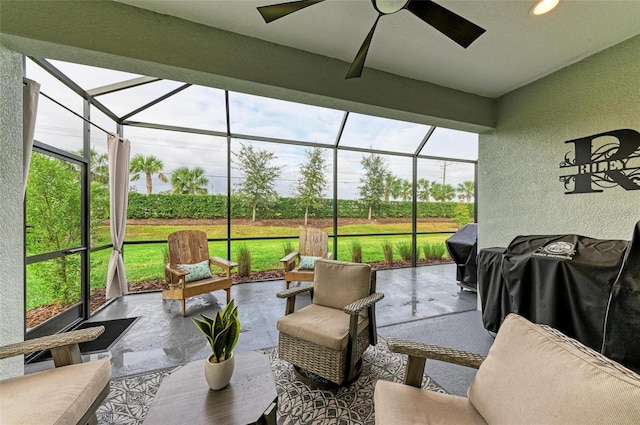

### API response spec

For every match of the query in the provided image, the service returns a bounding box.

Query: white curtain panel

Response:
[106,133,131,299]
[23,78,40,198]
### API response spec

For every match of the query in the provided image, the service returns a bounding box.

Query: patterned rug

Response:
[97,342,446,425]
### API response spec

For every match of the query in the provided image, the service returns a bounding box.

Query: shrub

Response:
[282,241,294,256]
[454,202,471,228]
[396,241,412,261]
[382,242,394,267]
[236,244,251,277]
[423,242,446,260]
[350,240,362,263]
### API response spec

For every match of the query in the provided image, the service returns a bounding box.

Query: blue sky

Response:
[27,58,477,200]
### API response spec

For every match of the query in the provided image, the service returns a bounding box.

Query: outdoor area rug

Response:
[35,317,139,363]
[96,341,446,425]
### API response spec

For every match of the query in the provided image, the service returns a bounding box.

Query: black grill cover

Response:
[602,221,640,373]
[477,247,508,333]
[445,224,478,289]
[502,233,627,351]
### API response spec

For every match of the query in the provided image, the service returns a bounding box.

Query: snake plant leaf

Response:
[212,325,231,362]
[224,314,240,356]
[191,317,215,352]
[212,312,224,339]
[222,299,236,322]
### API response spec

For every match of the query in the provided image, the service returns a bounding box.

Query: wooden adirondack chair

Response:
[164,230,237,316]
[280,228,332,289]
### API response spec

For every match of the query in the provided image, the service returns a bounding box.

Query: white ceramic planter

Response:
[204,353,235,390]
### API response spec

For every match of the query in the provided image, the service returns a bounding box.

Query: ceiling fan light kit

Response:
[258,0,486,79]
[531,0,560,16]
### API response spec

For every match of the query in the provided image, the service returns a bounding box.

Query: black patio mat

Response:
[36,317,138,361]
[74,317,139,354]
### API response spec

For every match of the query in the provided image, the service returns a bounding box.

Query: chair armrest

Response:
[210,256,238,270]
[344,292,384,315]
[165,264,188,277]
[277,284,314,299]
[0,326,104,365]
[387,338,486,369]
[280,251,299,265]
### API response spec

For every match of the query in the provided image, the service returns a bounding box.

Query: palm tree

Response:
[431,183,456,202]
[417,178,430,201]
[130,154,168,195]
[457,181,475,203]
[399,179,412,201]
[171,166,209,194]
[383,172,401,201]
[89,148,109,185]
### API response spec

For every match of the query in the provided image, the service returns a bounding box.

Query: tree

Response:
[88,148,109,184]
[359,152,388,220]
[417,178,430,201]
[457,181,475,203]
[430,182,456,201]
[383,172,401,201]
[233,143,282,221]
[171,166,209,195]
[399,179,412,201]
[130,154,168,195]
[294,148,327,225]
[26,152,82,305]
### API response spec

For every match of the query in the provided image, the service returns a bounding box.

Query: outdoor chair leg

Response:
[181,299,186,317]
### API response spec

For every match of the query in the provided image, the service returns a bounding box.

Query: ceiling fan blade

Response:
[406,0,485,48]
[257,0,325,23]
[346,16,381,79]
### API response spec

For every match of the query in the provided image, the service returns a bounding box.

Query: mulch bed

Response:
[26,258,452,329]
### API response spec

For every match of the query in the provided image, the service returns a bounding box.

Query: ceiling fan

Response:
[257,0,486,79]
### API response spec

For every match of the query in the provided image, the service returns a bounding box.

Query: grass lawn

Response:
[28,219,458,309]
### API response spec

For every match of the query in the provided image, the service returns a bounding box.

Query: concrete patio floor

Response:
[28,264,495,396]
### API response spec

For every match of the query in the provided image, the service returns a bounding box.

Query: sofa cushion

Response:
[468,314,640,425]
[313,259,371,310]
[375,380,487,425]
[277,304,368,350]
[0,358,111,425]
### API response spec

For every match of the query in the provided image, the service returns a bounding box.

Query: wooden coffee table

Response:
[144,351,277,425]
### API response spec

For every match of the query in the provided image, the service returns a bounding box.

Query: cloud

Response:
[28,58,477,199]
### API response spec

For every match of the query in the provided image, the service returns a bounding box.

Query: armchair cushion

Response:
[468,314,640,425]
[375,381,487,425]
[178,259,213,282]
[277,304,368,350]
[313,260,371,310]
[298,255,322,270]
[0,358,111,425]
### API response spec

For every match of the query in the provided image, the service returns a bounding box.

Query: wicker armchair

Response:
[276,259,383,387]
[0,327,111,425]
[164,230,238,316]
[375,314,640,425]
[279,228,332,289]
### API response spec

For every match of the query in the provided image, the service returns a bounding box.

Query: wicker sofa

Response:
[0,327,111,425]
[375,314,640,424]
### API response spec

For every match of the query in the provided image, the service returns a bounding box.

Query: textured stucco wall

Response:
[0,43,24,378]
[478,35,640,249]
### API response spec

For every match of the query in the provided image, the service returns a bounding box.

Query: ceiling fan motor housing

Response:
[372,0,410,15]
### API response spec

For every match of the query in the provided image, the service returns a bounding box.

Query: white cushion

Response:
[468,314,640,425]
[375,380,487,425]
[0,359,111,425]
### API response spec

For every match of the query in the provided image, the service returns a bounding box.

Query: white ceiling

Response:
[114,0,640,98]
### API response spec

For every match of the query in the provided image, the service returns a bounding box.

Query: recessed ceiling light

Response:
[531,0,560,16]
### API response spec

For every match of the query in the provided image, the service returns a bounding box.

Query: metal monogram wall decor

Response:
[560,129,640,194]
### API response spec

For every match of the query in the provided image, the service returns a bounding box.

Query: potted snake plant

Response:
[192,300,240,390]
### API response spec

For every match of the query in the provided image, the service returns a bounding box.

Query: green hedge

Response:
[127,193,473,220]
